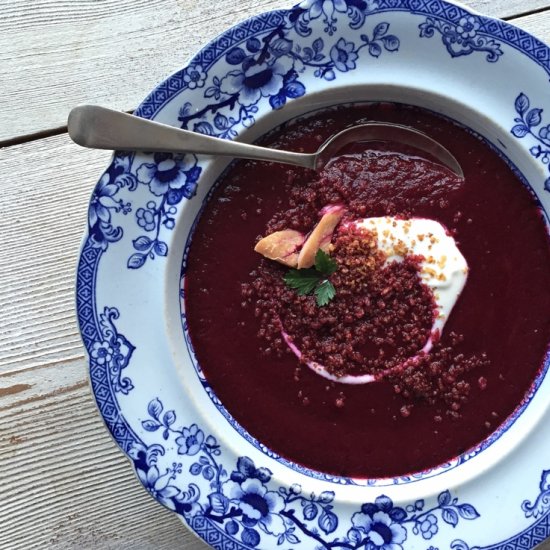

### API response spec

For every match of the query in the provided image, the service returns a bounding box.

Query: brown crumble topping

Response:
[240,151,490,419]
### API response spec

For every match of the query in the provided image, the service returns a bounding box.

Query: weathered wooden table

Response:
[1,1,549,548]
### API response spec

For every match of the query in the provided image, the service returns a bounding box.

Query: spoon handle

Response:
[68,105,315,169]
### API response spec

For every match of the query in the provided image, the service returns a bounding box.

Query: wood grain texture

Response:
[1,1,550,549]
[0,0,548,142]
[0,384,207,549]
[0,0,292,143]
[0,134,207,549]
[468,0,550,18]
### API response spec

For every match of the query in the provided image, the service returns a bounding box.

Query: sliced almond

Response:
[297,205,345,269]
[254,229,305,267]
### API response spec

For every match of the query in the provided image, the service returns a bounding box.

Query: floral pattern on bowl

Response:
[76,0,550,548]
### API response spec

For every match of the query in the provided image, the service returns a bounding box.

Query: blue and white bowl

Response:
[76,1,550,548]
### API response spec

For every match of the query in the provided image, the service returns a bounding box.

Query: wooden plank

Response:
[0,0,549,142]
[507,8,550,42]
[0,382,208,549]
[0,0,292,143]
[0,134,207,548]
[468,0,549,18]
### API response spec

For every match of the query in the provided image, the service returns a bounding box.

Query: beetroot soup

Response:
[183,103,550,478]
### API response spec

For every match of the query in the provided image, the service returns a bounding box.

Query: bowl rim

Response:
[175,93,550,487]
[76,1,550,548]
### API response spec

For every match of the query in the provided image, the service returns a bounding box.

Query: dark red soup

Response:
[184,103,550,478]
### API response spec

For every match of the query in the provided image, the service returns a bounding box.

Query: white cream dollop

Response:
[353,217,468,353]
[282,216,468,385]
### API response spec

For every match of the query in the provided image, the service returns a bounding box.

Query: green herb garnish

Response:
[284,249,338,307]
[315,279,337,306]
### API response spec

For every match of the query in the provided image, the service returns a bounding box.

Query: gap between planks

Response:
[2,3,550,549]
[0,5,549,147]
[0,378,208,549]
[1,0,549,142]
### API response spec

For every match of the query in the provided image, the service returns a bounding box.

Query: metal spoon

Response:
[68,105,464,177]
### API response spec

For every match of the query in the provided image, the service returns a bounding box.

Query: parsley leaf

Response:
[284,268,320,295]
[315,249,338,276]
[283,249,338,306]
[315,279,336,307]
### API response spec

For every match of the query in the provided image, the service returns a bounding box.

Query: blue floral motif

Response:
[86,149,200,267]
[136,152,197,197]
[330,37,358,71]
[511,92,550,192]
[88,170,132,250]
[522,469,550,519]
[137,460,182,511]
[219,56,294,107]
[292,0,379,36]
[128,442,203,517]
[351,508,407,549]
[91,307,134,394]
[183,64,207,89]
[134,398,480,549]
[419,16,503,62]
[126,152,200,269]
[540,125,550,140]
[231,456,272,484]
[90,340,113,366]
[136,207,156,231]
[297,0,347,35]
[418,514,438,540]
[224,478,287,536]
[178,18,398,137]
[455,16,479,40]
[453,469,550,550]
[177,424,205,456]
[179,31,306,132]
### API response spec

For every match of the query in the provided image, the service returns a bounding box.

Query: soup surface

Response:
[184,103,550,478]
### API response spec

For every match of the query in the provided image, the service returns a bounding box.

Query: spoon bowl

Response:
[68,105,464,177]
